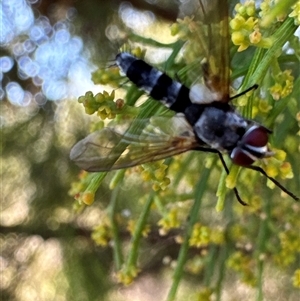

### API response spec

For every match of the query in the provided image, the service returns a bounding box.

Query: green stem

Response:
[85,172,107,194]
[166,167,211,301]
[128,33,182,49]
[173,154,195,186]
[260,0,298,28]
[255,190,271,301]
[108,186,124,270]
[241,47,266,91]
[256,259,264,301]
[248,17,298,87]
[124,192,155,269]
[215,245,229,301]
[165,40,186,66]
[240,17,298,118]
[204,245,218,286]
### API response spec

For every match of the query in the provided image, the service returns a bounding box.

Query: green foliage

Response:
[70,1,300,300]
[2,1,299,301]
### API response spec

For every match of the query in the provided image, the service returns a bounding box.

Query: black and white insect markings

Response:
[116,52,271,167]
[70,0,299,203]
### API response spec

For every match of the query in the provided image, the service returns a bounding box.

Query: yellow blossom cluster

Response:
[92,65,121,88]
[170,16,207,64]
[69,171,98,205]
[116,265,141,285]
[269,69,294,100]
[91,45,146,88]
[157,207,181,235]
[289,2,300,25]
[127,219,150,237]
[170,16,195,39]
[274,229,300,267]
[91,219,112,247]
[227,251,256,286]
[292,269,300,288]
[194,287,213,301]
[230,1,273,51]
[140,161,171,191]
[78,90,123,119]
[262,151,294,184]
[185,255,205,275]
[189,223,211,248]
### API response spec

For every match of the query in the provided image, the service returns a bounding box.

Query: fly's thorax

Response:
[189,82,224,104]
[193,106,248,150]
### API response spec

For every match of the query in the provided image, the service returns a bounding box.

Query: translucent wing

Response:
[70,115,200,172]
[184,0,230,103]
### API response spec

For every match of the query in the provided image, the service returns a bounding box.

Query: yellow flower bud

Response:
[95,92,105,103]
[170,23,180,36]
[230,16,246,30]
[292,269,300,288]
[274,149,286,161]
[246,4,256,17]
[232,31,246,45]
[249,29,262,44]
[81,191,95,205]
[279,162,294,179]
[265,164,278,178]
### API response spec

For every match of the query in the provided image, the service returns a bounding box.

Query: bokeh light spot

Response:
[0,56,14,73]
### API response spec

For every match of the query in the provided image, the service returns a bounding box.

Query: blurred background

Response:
[1,0,300,301]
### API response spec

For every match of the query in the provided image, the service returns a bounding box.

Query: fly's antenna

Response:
[246,165,299,201]
[230,84,258,101]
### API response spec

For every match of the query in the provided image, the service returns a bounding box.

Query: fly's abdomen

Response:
[116,52,191,112]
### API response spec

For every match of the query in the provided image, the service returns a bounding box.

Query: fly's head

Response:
[230,125,273,166]
[193,107,273,166]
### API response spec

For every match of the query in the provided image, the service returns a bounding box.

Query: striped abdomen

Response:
[116,52,191,113]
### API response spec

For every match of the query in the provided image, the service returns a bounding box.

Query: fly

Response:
[70,0,299,204]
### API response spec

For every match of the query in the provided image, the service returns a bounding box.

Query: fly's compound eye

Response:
[231,126,270,166]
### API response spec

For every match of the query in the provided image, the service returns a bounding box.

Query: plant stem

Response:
[124,192,155,270]
[248,17,298,87]
[166,167,211,301]
[215,245,229,301]
[108,186,124,270]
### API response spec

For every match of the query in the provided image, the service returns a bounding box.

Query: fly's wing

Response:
[70,116,200,172]
[185,0,230,104]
